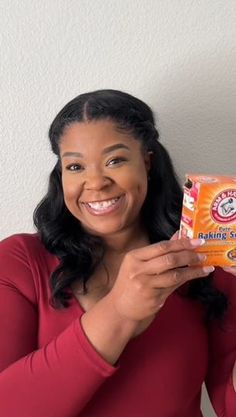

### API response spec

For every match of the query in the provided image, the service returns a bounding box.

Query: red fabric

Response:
[0,233,235,417]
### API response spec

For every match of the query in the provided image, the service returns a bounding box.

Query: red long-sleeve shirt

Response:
[0,233,236,417]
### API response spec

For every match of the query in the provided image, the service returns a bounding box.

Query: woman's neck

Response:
[103,224,150,255]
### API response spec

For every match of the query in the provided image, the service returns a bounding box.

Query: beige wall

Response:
[1,1,236,414]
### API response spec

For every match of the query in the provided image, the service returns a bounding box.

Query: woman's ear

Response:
[144,151,153,174]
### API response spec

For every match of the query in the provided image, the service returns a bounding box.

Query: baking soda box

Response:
[179,174,236,266]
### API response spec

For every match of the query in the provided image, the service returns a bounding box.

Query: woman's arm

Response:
[0,235,117,417]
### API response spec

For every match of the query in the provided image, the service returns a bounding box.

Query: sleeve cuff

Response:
[74,316,119,378]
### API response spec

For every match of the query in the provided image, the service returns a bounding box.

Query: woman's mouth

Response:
[82,195,124,215]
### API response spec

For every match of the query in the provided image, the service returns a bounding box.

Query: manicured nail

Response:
[190,238,206,247]
[203,266,215,273]
[171,230,180,241]
[197,254,207,261]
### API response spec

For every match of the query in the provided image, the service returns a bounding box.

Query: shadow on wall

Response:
[147,46,236,182]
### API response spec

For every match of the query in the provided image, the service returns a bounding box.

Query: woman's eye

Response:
[65,164,83,172]
[106,157,127,166]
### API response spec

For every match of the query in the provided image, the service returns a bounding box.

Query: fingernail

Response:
[197,254,207,261]
[170,230,179,240]
[203,266,215,273]
[190,239,206,247]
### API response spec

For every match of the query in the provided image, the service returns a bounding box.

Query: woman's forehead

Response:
[59,120,142,154]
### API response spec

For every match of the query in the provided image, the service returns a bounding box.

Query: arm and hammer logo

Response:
[211,190,236,224]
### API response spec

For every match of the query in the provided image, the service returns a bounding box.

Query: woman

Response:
[0,89,235,417]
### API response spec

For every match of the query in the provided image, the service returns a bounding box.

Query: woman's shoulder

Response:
[0,232,59,272]
[0,229,41,246]
[0,233,59,302]
[213,266,236,296]
[0,232,55,259]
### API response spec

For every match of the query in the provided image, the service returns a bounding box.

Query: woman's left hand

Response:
[222,266,236,277]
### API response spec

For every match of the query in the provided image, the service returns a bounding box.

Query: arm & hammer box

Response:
[179,174,236,266]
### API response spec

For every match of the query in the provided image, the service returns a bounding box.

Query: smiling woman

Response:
[60,120,150,237]
[0,90,236,417]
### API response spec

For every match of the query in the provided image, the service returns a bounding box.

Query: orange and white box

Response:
[179,174,236,266]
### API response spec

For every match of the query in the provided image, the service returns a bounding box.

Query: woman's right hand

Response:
[80,237,214,365]
[108,237,214,323]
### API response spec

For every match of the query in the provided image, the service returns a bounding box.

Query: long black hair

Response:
[33,89,227,319]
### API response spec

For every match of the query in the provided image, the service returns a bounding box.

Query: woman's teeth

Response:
[87,197,120,210]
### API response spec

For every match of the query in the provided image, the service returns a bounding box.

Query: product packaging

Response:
[179,174,236,266]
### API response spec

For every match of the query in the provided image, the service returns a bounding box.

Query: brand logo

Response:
[211,189,236,224]
[227,249,236,262]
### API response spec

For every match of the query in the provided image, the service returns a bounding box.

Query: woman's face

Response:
[59,120,151,237]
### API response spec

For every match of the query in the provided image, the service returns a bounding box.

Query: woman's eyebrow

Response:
[62,151,83,158]
[62,144,130,159]
[102,143,130,155]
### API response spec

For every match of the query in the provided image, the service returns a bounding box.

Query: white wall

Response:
[1,1,236,415]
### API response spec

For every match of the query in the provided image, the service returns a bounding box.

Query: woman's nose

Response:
[84,170,112,190]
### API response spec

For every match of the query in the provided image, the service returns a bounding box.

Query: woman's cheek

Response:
[62,181,82,209]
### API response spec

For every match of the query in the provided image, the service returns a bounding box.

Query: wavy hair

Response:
[33,89,227,319]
